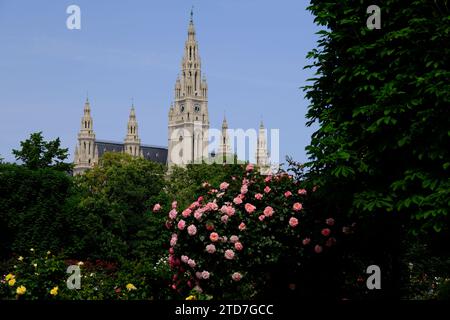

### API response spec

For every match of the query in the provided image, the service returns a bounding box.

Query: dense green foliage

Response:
[304,0,450,233]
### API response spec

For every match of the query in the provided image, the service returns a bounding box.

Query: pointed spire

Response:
[222,111,228,128]
[188,6,196,39]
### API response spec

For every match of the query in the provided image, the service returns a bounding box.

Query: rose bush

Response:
[162,164,347,299]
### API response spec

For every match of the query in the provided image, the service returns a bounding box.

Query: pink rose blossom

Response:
[206,223,215,231]
[201,271,210,280]
[264,186,271,193]
[321,228,331,237]
[169,247,174,254]
[234,242,243,251]
[187,259,196,268]
[182,208,192,218]
[177,219,186,230]
[284,191,293,198]
[181,255,189,263]
[232,272,242,281]
[258,215,265,221]
[298,189,307,196]
[206,202,219,211]
[170,237,177,247]
[189,201,199,210]
[169,209,177,220]
[302,238,311,245]
[230,235,239,243]
[326,218,335,226]
[197,196,204,203]
[314,245,323,253]
[246,163,254,171]
[171,201,177,209]
[153,203,161,212]
[263,206,274,217]
[221,215,229,224]
[245,203,256,214]
[224,249,235,260]
[206,244,216,254]
[187,224,197,236]
[293,202,303,211]
[194,210,203,220]
[233,196,243,205]
[264,175,272,183]
[220,182,229,190]
[289,217,299,228]
[238,222,246,231]
[221,236,228,243]
[196,272,202,279]
[255,193,263,200]
[210,232,219,242]
[240,185,248,194]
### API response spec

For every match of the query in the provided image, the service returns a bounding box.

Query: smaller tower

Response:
[217,114,233,163]
[256,120,270,174]
[73,97,97,175]
[124,102,141,157]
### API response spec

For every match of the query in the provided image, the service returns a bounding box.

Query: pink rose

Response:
[263,206,274,217]
[201,271,210,280]
[258,215,265,221]
[238,222,246,231]
[233,197,243,205]
[246,163,254,171]
[196,272,202,279]
[235,242,243,251]
[284,191,292,198]
[206,244,216,254]
[206,223,215,231]
[226,206,235,216]
[221,215,229,223]
[182,208,192,218]
[187,259,196,268]
[169,247,174,254]
[289,217,299,228]
[224,249,235,260]
[293,202,303,211]
[264,186,271,193]
[210,232,219,242]
[264,175,272,183]
[187,224,197,236]
[326,218,335,226]
[189,201,199,209]
[245,203,256,214]
[169,209,177,220]
[206,202,219,211]
[171,201,177,209]
[177,219,186,230]
[153,203,161,212]
[240,185,248,194]
[181,255,189,263]
[194,210,203,220]
[302,238,311,245]
[230,235,239,243]
[314,245,323,253]
[298,189,307,196]
[220,182,229,190]
[321,228,331,237]
[170,237,177,247]
[255,193,263,200]
[232,272,242,281]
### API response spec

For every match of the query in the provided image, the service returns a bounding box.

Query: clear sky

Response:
[0,0,320,165]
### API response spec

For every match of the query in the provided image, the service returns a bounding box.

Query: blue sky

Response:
[0,0,320,164]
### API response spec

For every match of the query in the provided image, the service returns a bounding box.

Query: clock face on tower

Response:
[194,104,200,113]
[180,104,185,113]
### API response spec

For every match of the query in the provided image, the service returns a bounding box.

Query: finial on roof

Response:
[190,6,194,22]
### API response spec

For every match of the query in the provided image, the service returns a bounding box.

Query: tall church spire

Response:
[256,119,270,173]
[168,10,209,167]
[217,114,232,163]
[124,102,141,157]
[73,98,97,175]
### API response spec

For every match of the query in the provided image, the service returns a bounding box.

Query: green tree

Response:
[12,132,71,172]
[72,152,168,261]
[303,0,450,298]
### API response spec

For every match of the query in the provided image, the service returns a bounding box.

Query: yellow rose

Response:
[8,278,16,286]
[126,283,137,291]
[50,286,58,296]
[16,285,26,295]
[185,295,197,300]
[5,273,14,281]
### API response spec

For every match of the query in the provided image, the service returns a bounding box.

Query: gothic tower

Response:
[256,120,270,174]
[124,103,142,157]
[73,97,98,175]
[217,115,233,163]
[168,10,209,167]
